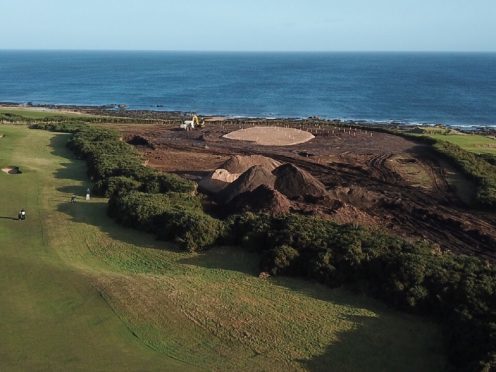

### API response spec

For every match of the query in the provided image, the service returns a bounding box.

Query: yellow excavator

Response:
[180,115,205,131]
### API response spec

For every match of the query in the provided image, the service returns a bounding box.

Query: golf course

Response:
[0,124,448,371]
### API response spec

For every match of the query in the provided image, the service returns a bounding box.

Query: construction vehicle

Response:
[180,115,205,131]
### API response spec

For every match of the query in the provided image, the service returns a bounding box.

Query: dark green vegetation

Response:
[32,121,496,372]
[1,125,447,371]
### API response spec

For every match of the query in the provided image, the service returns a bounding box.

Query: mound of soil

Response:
[221,155,281,174]
[327,186,383,209]
[1,166,21,175]
[126,135,155,149]
[198,169,241,193]
[228,185,291,215]
[219,165,276,203]
[273,164,327,200]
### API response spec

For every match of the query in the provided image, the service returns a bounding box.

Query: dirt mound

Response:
[223,126,315,146]
[228,185,291,215]
[219,165,276,203]
[329,202,379,226]
[327,186,383,209]
[273,164,327,200]
[221,155,281,174]
[198,169,241,193]
[1,166,21,175]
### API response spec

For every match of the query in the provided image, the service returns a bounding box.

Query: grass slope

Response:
[0,125,448,371]
[0,107,95,120]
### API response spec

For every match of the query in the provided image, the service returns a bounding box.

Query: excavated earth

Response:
[117,121,496,261]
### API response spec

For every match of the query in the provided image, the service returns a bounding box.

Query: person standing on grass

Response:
[86,187,91,201]
[18,209,26,221]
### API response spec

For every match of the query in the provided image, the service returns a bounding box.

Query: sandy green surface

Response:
[0,125,448,371]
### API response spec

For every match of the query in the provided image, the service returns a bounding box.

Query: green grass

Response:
[0,125,449,371]
[420,133,496,155]
[0,107,95,120]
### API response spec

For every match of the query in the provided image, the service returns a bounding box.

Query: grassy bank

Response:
[0,125,448,370]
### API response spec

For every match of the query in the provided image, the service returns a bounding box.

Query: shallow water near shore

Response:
[1,51,495,126]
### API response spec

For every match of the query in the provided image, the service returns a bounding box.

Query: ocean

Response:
[0,51,495,126]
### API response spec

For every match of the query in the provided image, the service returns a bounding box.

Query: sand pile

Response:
[221,155,281,174]
[1,166,21,175]
[223,126,315,146]
[228,185,291,215]
[273,164,327,200]
[198,169,241,193]
[219,165,276,203]
[199,155,280,194]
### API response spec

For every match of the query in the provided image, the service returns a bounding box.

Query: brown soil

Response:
[221,155,281,174]
[273,163,327,200]
[227,185,291,215]
[117,121,496,261]
[219,165,276,203]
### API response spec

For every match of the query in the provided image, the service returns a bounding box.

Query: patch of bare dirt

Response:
[119,120,496,261]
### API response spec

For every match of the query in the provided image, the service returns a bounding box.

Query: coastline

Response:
[1,101,495,132]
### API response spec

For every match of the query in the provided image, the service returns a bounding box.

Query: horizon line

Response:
[1,48,496,54]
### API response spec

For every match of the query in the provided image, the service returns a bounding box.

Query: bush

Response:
[262,245,300,275]
[108,191,222,251]
[157,208,225,252]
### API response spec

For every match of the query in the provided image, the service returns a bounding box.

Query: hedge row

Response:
[41,124,222,251]
[225,213,496,372]
[66,127,196,196]
[108,191,223,251]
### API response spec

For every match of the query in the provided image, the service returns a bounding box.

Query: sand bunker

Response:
[223,126,315,146]
[1,166,21,175]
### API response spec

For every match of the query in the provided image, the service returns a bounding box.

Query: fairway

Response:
[0,125,448,371]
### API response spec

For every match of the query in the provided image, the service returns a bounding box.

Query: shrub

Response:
[157,208,225,252]
[262,245,300,275]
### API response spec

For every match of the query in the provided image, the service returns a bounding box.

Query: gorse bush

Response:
[108,191,222,251]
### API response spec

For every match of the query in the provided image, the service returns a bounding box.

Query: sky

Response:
[1,0,495,51]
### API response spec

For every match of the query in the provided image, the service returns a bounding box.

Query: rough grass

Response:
[0,125,448,371]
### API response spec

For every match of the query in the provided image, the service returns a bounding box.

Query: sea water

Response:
[0,51,495,126]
